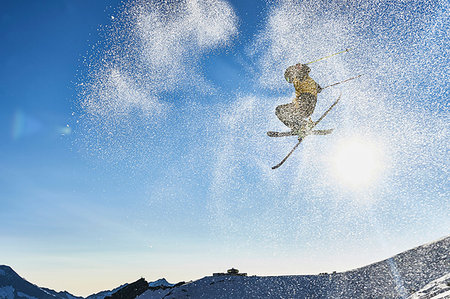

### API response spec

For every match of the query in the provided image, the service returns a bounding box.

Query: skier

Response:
[268,50,361,169]
[275,63,322,133]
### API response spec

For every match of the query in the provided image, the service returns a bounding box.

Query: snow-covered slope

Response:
[408,273,450,299]
[138,236,450,299]
[0,265,78,299]
[85,283,127,299]
[41,288,83,299]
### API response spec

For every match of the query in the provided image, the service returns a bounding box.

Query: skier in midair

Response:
[275,63,322,133]
[269,50,361,169]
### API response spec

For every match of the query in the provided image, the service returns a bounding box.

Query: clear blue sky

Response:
[0,0,448,296]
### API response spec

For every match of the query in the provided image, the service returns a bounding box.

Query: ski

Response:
[272,139,303,169]
[311,129,334,135]
[267,129,333,137]
[271,94,341,169]
[267,131,296,137]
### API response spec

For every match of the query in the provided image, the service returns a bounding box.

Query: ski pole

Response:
[306,48,352,65]
[322,74,363,90]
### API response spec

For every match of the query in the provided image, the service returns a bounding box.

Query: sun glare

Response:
[332,138,384,189]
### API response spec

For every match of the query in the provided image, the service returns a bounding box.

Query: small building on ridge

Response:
[213,268,247,277]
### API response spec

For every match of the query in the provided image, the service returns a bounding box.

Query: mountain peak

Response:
[148,278,174,288]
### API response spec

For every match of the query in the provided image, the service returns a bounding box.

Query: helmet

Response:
[284,63,310,83]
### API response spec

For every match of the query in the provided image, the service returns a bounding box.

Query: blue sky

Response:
[0,0,448,296]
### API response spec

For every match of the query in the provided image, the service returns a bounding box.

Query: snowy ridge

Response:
[84,283,128,299]
[41,288,84,299]
[148,279,174,288]
[138,236,450,299]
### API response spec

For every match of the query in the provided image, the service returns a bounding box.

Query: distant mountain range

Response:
[1,236,449,299]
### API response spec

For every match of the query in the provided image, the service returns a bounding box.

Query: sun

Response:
[332,138,384,189]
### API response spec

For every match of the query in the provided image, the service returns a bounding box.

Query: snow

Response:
[70,0,449,292]
[76,0,239,165]
[137,288,172,299]
[148,278,174,288]
[408,273,450,299]
[434,291,450,299]
[138,236,450,298]
[86,283,128,299]
[0,286,15,299]
[78,0,237,149]
[16,292,38,299]
[203,0,448,249]
[0,237,447,299]
[62,292,82,299]
[43,289,83,299]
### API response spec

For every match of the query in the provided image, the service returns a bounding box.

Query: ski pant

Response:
[275,93,317,130]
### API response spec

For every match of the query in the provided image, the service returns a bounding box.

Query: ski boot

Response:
[293,117,315,139]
